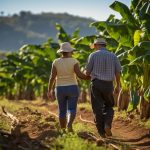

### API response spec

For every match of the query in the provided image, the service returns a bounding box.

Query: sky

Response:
[0,0,131,21]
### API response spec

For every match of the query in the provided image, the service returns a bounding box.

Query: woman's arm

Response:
[47,65,57,99]
[74,63,90,80]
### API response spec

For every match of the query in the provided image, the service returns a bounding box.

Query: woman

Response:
[47,42,89,132]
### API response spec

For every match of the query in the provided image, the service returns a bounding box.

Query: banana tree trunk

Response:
[78,89,87,103]
[117,89,130,111]
[113,92,119,106]
[17,84,24,100]
[23,85,35,100]
[42,86,48,100]
[6,92,15,100]
[140,96,150,119]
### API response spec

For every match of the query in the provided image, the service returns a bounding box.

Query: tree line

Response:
[0,11,96,51]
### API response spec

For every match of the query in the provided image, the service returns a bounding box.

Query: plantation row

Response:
[0,0,150,118]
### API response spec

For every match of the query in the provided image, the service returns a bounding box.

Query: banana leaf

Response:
[106,24,133,47]
[55,23,70,42]
[91,21,134,48]
[144,86,150,102]
[75,35,96,45]
[110,1,138,27]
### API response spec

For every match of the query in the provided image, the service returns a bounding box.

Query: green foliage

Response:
[144,86,150,102]
[53,121,105,150]
[134,30,142,46]
[0,40,57,99]
[0,0,150,107]
[74,122,94,133]
[91,0,150,107]
[78,103,92,112]
[56,23,70,42]
[53,133,105,150]
[106,24,133,48]
[110,1,138,27]
[140,119,150,129]
[0,99,22,112]
[114,109,127,120]
[0,116,10,132]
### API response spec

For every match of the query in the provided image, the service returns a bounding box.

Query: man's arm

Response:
[114,72,121,94]
[85,54,94,76]
[114,55,122,94]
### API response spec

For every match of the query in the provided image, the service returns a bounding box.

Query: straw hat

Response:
[57,42,75,53]
[93,38,107,45]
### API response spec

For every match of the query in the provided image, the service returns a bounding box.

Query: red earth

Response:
[1,101,150,150]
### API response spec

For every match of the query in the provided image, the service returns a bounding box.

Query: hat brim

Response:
[57,48,75,53]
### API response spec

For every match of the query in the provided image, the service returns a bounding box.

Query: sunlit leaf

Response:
[110,1,138,27]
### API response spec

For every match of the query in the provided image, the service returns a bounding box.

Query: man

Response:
[86,38,122,138]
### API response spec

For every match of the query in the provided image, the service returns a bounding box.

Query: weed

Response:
[139,119,150,129]
[0,115,10,132]
[114,108,128,120]
[78,102,92,112]
[52,133,106,150]
[0,99,21,112]
[74,122,94,133]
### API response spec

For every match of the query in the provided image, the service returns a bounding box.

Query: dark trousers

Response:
[90,79,114,135]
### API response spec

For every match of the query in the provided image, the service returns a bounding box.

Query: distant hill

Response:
[0,11,96,51]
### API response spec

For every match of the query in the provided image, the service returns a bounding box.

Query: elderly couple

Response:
[47,38,121,138]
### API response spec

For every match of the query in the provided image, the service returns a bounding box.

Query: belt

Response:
[92,78,112,83]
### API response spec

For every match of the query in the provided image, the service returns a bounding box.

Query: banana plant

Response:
[90,0,150,117]
[0,52,21,99]
[17,40,57,100]
[0,38,58,100]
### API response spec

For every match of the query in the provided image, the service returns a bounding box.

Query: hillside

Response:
[0,11,96,51]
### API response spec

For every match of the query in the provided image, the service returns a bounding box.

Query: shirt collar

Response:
[99,47,107,51]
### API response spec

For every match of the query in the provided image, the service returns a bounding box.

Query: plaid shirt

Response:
[86,48,122,81]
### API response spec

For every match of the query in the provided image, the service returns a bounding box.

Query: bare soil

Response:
[0,101,150,150]
[77,105,150,150]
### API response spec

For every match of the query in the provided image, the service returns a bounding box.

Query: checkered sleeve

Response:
[86,54,94,74]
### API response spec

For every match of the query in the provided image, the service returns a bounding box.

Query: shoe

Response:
[104,127,112,136]
[96,138,104,146]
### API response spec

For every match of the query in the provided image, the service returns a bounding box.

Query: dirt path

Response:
[46,102,150,150]
[112,119,150,150]
[1,101,150,150]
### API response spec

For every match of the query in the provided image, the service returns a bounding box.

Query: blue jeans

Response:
[55,85,79,118]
